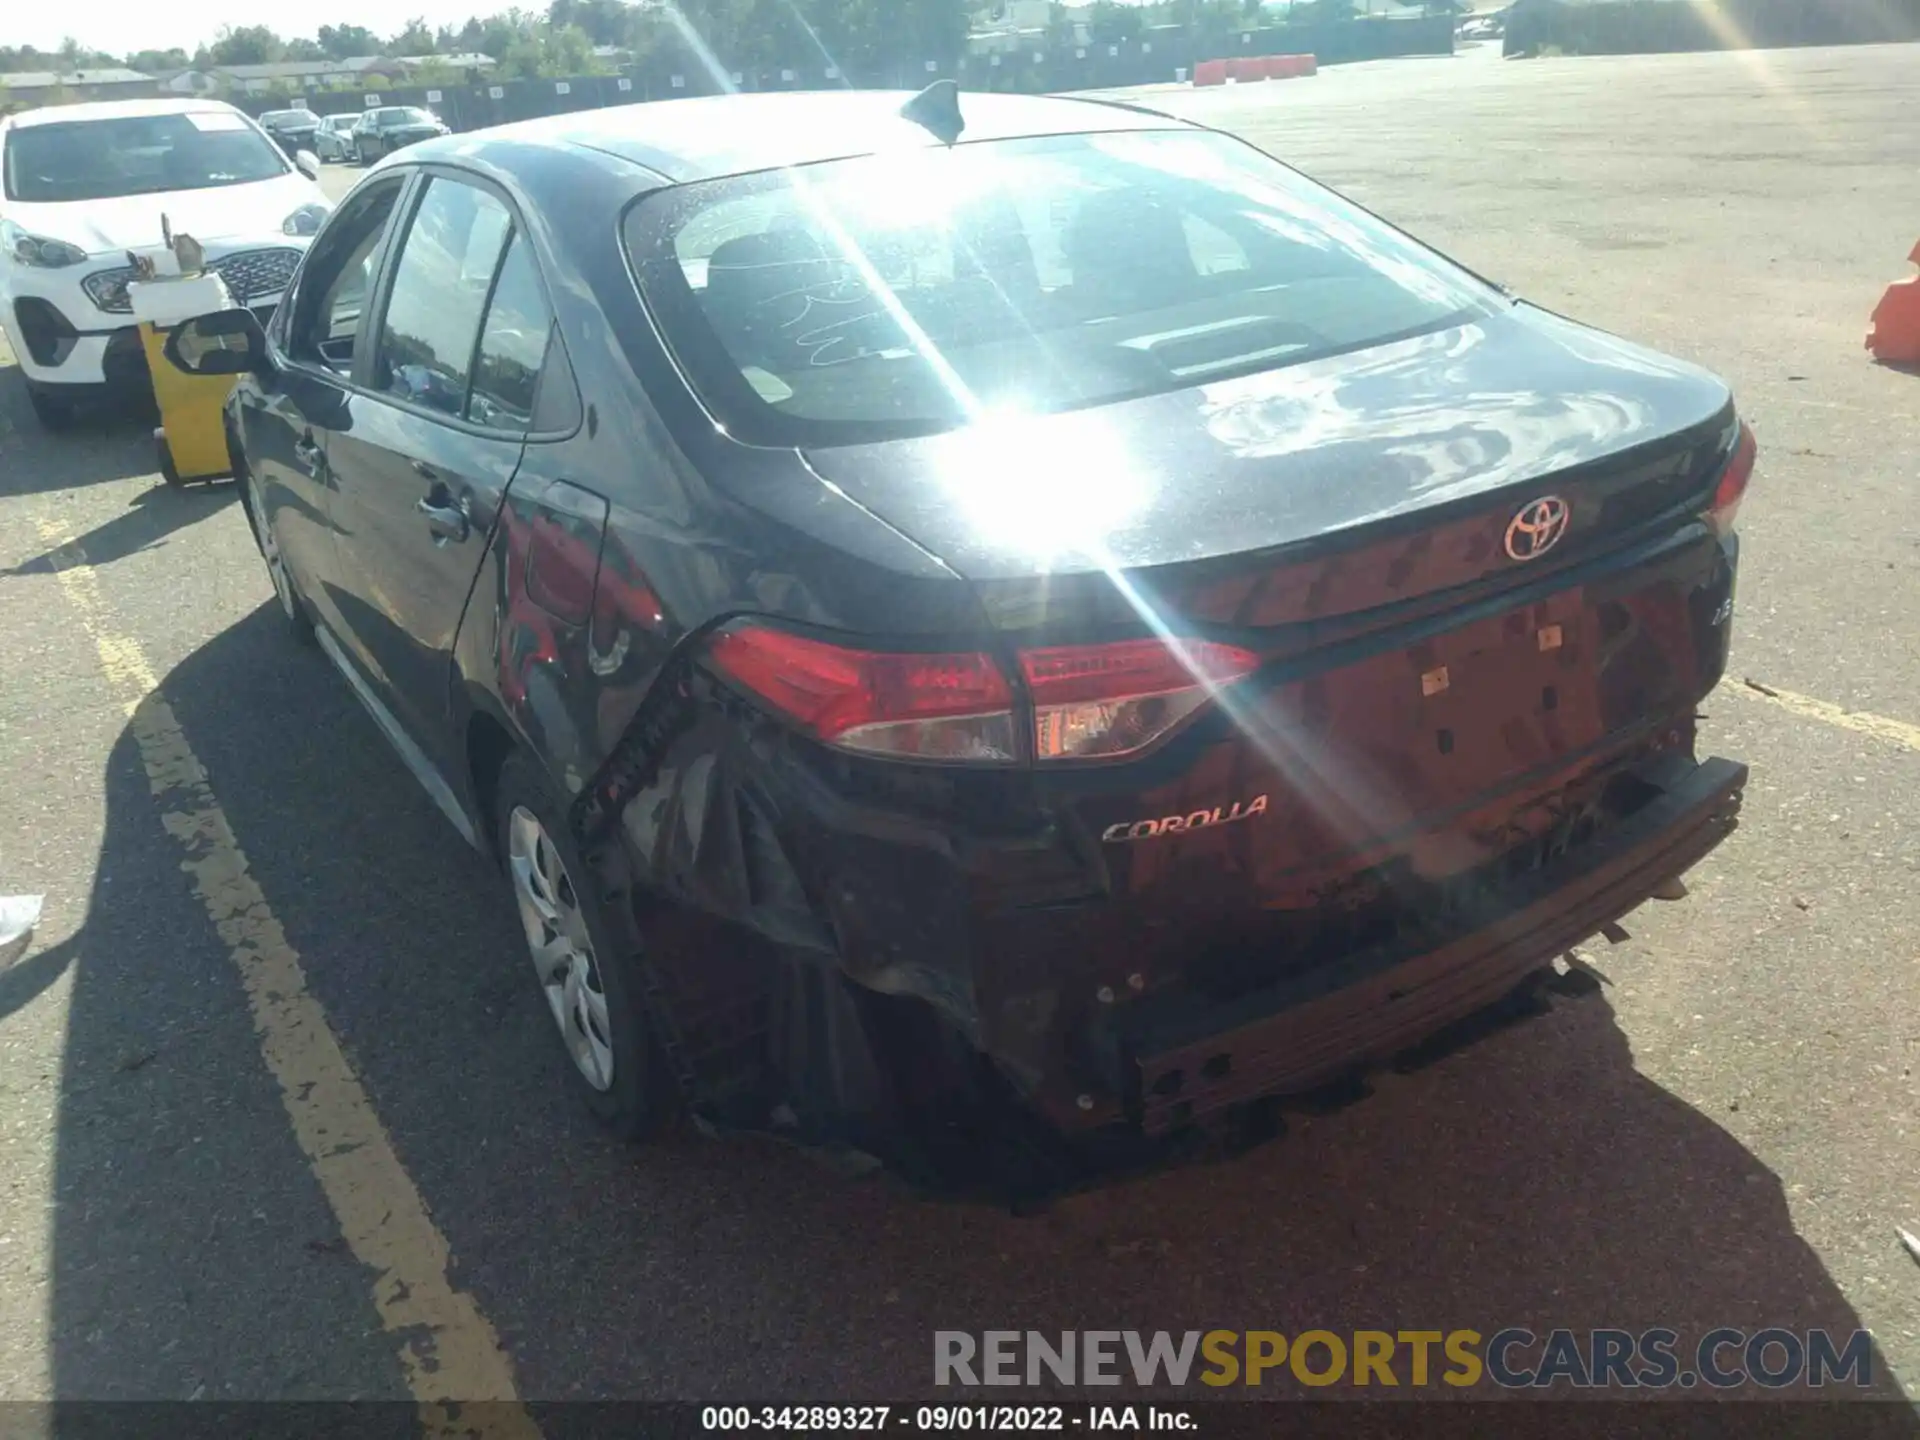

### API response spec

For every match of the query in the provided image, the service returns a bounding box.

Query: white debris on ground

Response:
[0,896,43,970]
[1899,1227,1920,1270]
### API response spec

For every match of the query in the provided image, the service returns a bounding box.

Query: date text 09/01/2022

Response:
[701,1405,1192,1432]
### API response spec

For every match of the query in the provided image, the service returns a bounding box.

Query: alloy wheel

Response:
[507,807,615,1092]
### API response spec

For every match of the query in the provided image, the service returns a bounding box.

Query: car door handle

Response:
[416,493,471,544]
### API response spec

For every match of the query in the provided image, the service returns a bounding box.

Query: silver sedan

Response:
[313,113,364,164]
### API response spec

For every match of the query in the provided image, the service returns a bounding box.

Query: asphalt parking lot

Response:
[1,40,1917,1413]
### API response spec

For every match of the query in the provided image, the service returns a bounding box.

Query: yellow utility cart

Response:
[127,270,241,488]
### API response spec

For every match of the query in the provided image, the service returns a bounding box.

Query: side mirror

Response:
[164,308,269,377]
[295,149,321,181]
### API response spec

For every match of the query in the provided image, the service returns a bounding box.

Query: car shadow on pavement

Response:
[0,368,162,498]
[0,933,76,1026]
[41,600,1920,1411]
[0,483,235,578]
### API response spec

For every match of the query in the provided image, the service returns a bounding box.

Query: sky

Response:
[8,0,493,60]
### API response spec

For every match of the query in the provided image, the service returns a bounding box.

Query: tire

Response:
[235,442,314,645]
[25,384,78,432]
[494,752,674,1141]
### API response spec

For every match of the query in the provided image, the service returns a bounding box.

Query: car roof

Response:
[422,88,1194,185]
[4,97,251,130]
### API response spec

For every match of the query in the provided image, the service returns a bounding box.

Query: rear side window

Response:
[625,128,1500,447]
[467,232,553,431]
[374,177,513,417]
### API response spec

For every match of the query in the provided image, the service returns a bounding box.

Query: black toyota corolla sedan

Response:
[166,85,1753,1193]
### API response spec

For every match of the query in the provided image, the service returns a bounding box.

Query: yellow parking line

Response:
[1734,676,1920,755]
[33,519,539,1439]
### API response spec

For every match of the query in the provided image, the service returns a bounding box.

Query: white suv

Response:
[0,98,332,430]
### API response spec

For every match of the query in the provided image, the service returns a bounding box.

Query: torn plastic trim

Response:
[570,647,701,849]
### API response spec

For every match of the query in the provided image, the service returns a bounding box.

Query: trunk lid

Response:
[800,305,1737,633]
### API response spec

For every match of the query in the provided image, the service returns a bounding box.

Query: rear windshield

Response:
[624,128,1501,447]
[261,110,315,125]
[4,111,288,203]
[379,108,433,125]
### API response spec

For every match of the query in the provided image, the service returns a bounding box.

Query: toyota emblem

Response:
[1505,496,1571,561]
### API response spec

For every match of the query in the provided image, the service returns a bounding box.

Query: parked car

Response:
[351,106,449,165]
[163,88,1753,1192]
[0,98,331,429]
[259,107,321,158]
[314,113,364,164]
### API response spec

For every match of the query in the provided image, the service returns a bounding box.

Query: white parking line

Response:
[1733,676,1920,755]
[33,517,539,1438]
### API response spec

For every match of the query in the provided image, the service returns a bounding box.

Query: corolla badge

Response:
[1102,795,1268,843]
[1505,495,1571,561]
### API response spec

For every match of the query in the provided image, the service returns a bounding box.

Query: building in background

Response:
[968,0,1072,55]
[394,53,499,76]
[0,68,160,108]
[152,57,406,98]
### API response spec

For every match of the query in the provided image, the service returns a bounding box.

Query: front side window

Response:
[285,175,406,373]
[625,128,1502,447]
[373,177,514,417]
[3,110,289,203]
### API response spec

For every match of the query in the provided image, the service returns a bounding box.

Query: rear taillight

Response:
[1704,420,1757,538]
[707,624,1018,761]
[705,627,1260,764]
[1021,638,1261,761]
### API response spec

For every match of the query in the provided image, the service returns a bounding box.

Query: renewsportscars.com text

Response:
[933,1328,1874,1390]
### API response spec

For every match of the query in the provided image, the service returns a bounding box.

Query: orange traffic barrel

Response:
[1866,240,1920,364]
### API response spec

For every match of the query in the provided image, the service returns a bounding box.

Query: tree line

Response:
[1,0,1452,88]
[4,0,971,84]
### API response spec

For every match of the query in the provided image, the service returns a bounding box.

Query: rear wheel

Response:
[495,753,673,1140]
[236,445,313,645]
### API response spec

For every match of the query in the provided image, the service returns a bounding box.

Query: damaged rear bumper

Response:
[1098,754,1746,1136]
[599,685,1744,1171]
